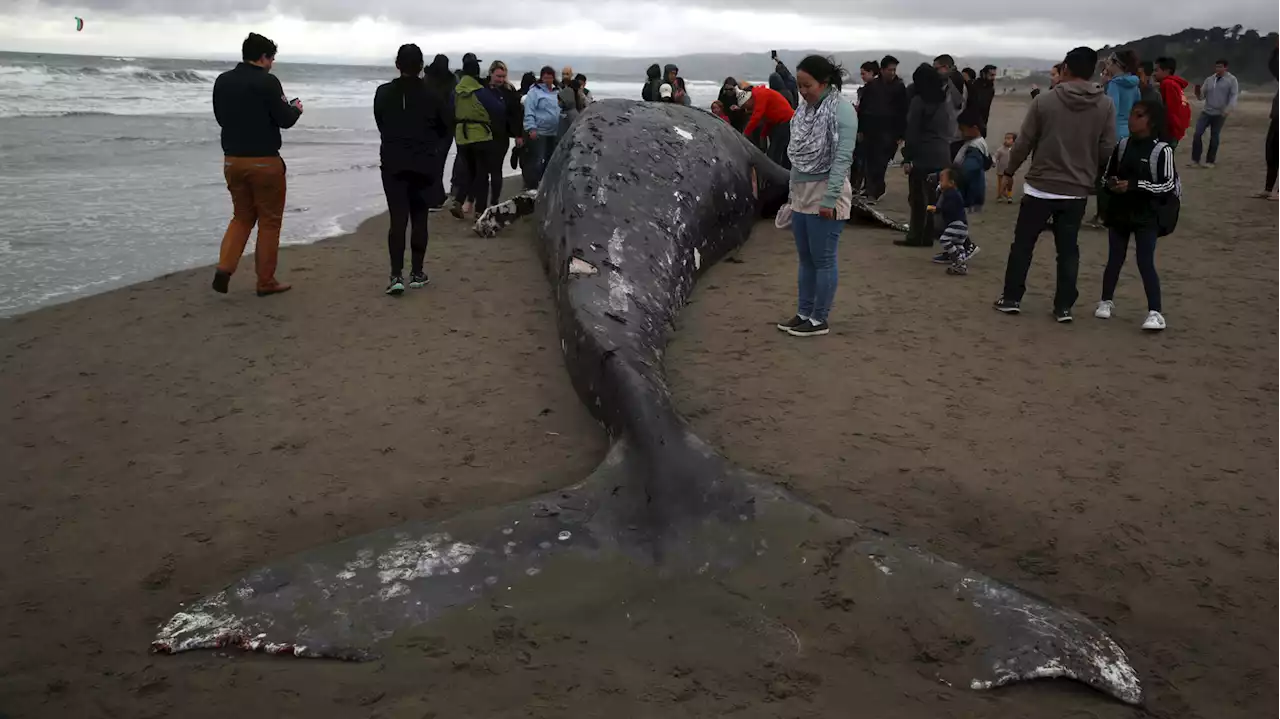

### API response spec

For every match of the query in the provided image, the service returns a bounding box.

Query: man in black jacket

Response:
[373,43,450,295]
[961,64,996,137]
[211,32,301,296]
[858,55,909,201]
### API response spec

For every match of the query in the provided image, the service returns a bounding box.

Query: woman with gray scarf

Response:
[775,55,856,338]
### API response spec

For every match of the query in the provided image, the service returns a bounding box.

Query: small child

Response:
[711,100,731,123]
[994,132,1016,202]
[928,166,978,275]
[954,121,990,212]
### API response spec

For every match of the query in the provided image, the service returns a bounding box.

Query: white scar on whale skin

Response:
[673,126,693,141]
[607,228,633,313]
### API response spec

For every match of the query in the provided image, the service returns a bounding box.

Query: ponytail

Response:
[796,54,846,91]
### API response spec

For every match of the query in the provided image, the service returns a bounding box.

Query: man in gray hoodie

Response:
[994,46,1117,322]
[1190,59,1239,168]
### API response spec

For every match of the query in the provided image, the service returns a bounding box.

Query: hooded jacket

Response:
[1156,74,1191,141]
[959,77,994,131]
[642,64,662,101]
[858,74,909,139]
[454,74,503,145]
[663,64,692,106]
[523,83,561,136]
[373,76,449,175]
[1006,80,1117,197]
[769,72,798,109]
[481,79,522,145]
[1105,73,1141,139]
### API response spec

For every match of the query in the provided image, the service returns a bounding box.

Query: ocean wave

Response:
[0,63,217,84]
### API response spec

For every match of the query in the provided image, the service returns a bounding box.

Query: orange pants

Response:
[218,156,287,287]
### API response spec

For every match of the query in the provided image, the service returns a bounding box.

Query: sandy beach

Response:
[0,96,1275,718]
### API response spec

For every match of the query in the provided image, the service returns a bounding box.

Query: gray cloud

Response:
[25,0,1280,43]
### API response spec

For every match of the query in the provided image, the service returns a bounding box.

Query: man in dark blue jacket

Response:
[211,32,301,297]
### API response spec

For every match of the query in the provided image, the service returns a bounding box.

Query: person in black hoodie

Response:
[373,44,450,295]
[960,64,996,137]
[858,55,909,202]
[642,64,662,101]
[422,54,456,210]
[718,77,747,131]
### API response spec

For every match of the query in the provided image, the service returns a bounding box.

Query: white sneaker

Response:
[1204,162,1216,169]
[1094,300,1114,319]
[1142,311,1166,331]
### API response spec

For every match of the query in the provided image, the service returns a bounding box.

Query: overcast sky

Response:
[3,0,1276,63]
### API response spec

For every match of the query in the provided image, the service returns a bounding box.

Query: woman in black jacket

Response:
[422,54,456,210]
[373,44,450,295]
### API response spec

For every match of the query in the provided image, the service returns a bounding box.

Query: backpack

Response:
[453,77,493,146]
[1112,136,1181,237]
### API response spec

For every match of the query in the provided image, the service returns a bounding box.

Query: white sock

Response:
[798,314,809,321]
[810,317,822,326]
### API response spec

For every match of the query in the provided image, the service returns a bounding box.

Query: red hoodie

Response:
[1158,75,1191,141]
[744,86,795,138]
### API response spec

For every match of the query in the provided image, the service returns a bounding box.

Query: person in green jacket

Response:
[450,56,501,218]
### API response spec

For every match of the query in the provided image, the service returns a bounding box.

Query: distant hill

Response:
[1103,27,1279,86]
[496,50,1055,83]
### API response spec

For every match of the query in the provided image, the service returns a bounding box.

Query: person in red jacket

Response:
[740,84,795,168]
[1153,57,1191,146]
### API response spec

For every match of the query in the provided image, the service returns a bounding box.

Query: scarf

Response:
[954,136,989,165]
[787,87,840,175]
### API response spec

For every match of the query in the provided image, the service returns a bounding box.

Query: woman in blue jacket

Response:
[1105,50,1141,139]
[522,65,561,189]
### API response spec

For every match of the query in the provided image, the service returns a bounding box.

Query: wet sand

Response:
[0,96,1275,718]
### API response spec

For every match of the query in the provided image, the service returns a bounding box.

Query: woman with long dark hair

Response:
[373,44,449,294]
[422,54,456,210]
[897,63,951,248]
[775,55,856,338]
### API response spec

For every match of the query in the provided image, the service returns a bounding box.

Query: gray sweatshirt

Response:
[1200,72,1239,116]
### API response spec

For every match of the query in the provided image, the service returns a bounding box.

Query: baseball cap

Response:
[660,83,673,98]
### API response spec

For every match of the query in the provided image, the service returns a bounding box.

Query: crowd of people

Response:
[207,32,1277,335]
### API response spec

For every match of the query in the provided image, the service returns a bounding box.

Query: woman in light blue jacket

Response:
[522,65,561,188]
[775,55,856,338]
[1105,50,1141,139]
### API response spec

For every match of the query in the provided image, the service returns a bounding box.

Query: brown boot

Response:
[256,280,292,297]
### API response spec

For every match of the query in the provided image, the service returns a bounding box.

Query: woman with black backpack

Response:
[1094,99,1179,331]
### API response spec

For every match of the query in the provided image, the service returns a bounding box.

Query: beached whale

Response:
[152,100,1140,706]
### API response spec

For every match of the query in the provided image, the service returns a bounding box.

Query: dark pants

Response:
[905,166,939,246]
[426,137,453,208]
[524,133,558,190]
[1266,116,1278,192]
[453,142,502,215]
[766,122,791,170]
[862,132,895,199]
[381,169,430,276]
[1000,195,1088,310]
[1102,226,1161,312]
[1191,113,1226,164]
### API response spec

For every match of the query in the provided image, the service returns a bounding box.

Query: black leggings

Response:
[381,169,430,276]
[1102,226,1161,312]
[453,142,503,214]
[1266,115,1277,192]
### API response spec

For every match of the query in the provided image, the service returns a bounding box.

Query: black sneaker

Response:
[946,263,968,276]
[931,252,950,264]
[385,276,405,296]
[409,272,429,289]
[786,320,830,337]
[993,297,1021,314]
[449,201,465,220]
[211,269,231,294]
[775,314,808,331]
[1053,308,1073,323]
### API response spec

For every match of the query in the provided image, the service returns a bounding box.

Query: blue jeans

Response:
[792,211,844,323]
[1191,113,1226,164]
[523,133,559,190]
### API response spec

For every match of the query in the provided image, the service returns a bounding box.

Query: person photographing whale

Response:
[210,32,302,297]
[776,55,856,338]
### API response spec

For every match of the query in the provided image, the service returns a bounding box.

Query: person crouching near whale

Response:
[776,55,856,338]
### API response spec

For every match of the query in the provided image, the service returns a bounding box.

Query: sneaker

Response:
[385,276,405,296]
[428,204,447,213]
[1142,310,1166,331]
[1053,308,1073,323]
[449,201,465,219]
[409,272,429,289]
[1094,300,1114,319]
[993,297,1021,314]
[931,251,950,264]
[211,269,231,294]
[1204,162,1215,169]
[965,245,981,261]
[946,264,968,276]
[255,280,292,297]
[786,320,830,337]
[1189,161,1202,168]
[776,314,809,331]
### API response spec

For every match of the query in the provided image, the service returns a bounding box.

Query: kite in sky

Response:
[75,17,84,32]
